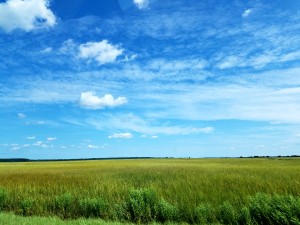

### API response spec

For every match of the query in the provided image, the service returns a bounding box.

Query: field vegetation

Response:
[0,158,299,224]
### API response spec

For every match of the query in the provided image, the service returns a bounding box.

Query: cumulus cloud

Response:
[0,0,56,32]
[79,92,127,110]
[78,40,123,65]
[108,133,133,139]
[242,8,253,18]
[133,0,149,9]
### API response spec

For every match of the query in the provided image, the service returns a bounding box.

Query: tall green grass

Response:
[0,212,135,225]
[0,187,300,224]
[0,158,299,223]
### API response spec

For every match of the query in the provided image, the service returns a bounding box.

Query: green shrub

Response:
[111,202,132,222]
[156,198,178,222]
[248,193,273,224]
[0,188,8,211]
[78,198,108,219]
[248,193,300,225]
[18,199,35,216]
[52,193,76,219]
[194,203,216,224]
[272,194,300,225]
[238,206,252,225]
[127,188,159,223]
[218,201,238,225]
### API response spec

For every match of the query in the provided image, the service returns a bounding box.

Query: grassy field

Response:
[0,158,300,224]
[0,212,135,225]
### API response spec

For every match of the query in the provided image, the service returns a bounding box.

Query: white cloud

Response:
[109,133,133,139]
[88,114,215,136]
[0,0,56,32]
[197,127,214,133]
[250,55,275,68]
[88,144,98,149]
[149,58,207,71]
[151,135,158,139]
[79,92,127,110]
[46,137,56,141]
[33,141,43,146]
[279,50,300,62]
[41,47,52,53]
[242,8,253,18]
[26,136,35,140]
[133,0,149,9]
[216,54,278,70]
[78,40,123,65]
[216,56,241,69]
[18,113,26,119]
[60,39,76,55]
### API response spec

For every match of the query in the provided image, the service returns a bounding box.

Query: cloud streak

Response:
[108,133,133,139]
[86,113,215,136]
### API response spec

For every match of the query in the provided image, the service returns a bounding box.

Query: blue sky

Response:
[0,0,300,159]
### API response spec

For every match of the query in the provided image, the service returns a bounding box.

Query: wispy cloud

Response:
[41,47,53,53]
[79,92,127,110]
[86,113,214,135]
[2,64,300,124]
[18,113,26,119]
[0,0,56,32]
[26,136,35,140]
[108,133,133,139]
[46,137,57,141]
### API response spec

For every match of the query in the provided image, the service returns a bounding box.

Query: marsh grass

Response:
[0,158,299,223]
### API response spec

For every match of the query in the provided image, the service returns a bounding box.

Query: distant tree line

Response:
[240,155,300,158]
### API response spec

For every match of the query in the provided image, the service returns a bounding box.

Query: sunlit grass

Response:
[0,158,299,223]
